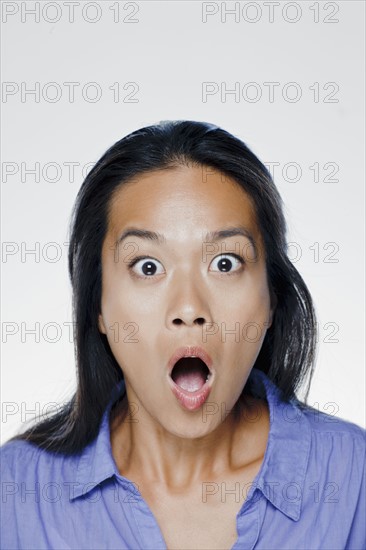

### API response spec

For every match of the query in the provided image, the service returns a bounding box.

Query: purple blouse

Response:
[1,368,365,549]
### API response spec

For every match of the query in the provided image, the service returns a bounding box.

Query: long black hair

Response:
[7,120,317,454]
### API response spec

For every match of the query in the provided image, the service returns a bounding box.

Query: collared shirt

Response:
[1,368,365,549]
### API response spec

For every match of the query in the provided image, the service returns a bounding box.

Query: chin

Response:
[163,417,220,440]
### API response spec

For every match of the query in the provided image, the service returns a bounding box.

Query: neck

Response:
[109,391,268,491]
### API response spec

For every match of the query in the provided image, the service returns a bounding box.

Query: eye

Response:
[127,256,164,279]
[127,253,245,280]
[210,254,244,274]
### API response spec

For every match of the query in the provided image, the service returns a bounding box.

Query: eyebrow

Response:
[116,225,258,257]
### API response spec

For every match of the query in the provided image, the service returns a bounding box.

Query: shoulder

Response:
[300,407,365,544]
[1,439,42,470]
[294,401,366,459]
[0,438,80,482]
[300,403,366,443]
[1,439,85,549]
[272,398,366,486]
[298,404,365,489]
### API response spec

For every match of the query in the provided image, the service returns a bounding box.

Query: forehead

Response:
[106,165,263,250]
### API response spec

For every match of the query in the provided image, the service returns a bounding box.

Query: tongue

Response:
[174,369,206,392]
[171,358,208,392]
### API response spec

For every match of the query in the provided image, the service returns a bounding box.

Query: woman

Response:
[1,121,365,549]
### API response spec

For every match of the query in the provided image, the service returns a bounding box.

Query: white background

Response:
[1,0,365,444]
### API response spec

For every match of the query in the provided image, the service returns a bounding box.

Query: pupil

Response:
[218,258,232,272]
[142,261,156,276]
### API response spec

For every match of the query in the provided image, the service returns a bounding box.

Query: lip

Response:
[167,346,214,412]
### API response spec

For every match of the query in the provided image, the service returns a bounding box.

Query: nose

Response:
[166,272,212,329]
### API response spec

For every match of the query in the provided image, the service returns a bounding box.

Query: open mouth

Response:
[170,357,212,393]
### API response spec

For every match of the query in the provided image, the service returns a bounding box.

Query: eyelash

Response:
[127,254,245,280]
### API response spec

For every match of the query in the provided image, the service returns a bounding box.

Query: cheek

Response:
[216,282,272,354]
[99,269,137,343]
[219,273,271,320]
[99,276,160,372]
[101,295,142,352]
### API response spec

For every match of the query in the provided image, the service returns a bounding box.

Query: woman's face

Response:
[99,165,274,438]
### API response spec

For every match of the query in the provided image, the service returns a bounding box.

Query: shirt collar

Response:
[71,379,126,500]
[71,368,311,521]
[245,368,312,521]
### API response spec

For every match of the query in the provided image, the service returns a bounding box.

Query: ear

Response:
[268,309,274,329]
[98,313,106,334]
[267,294,278,328]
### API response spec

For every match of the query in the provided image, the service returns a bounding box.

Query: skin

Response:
[98,164,275,493]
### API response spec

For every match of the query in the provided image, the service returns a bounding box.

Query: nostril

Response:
[172,318,206,326]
